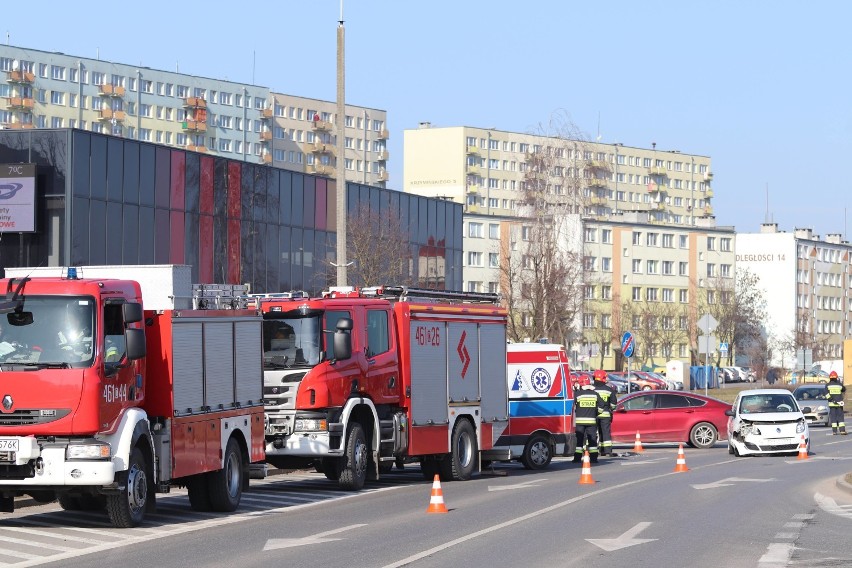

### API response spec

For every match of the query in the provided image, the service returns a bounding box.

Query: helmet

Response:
[593,369,607,382]
[829,371,838,379]
[577,375,591,387]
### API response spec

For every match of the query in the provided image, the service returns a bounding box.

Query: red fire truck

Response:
[260,285,508,490]
[495,342,576,469]
[0,265,265,527]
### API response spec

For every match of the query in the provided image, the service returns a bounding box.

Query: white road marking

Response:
[691,477,775,490]
[758,542,794,567]
[815,492,852,519]
[487,479,545,491]
[586,522,657,552]
[263,524,366,550]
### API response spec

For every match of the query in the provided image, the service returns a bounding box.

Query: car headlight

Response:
[796,420,806,433]
[816,405,827,412]
[66,441,111,460]
[294,418,328,432]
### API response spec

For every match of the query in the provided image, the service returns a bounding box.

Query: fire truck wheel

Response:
[106,447,148,528]
[186,474,212,511]
[208,437,243,512]
[338,423,368,490]
[444,419,477,481]
[521,434,552,470]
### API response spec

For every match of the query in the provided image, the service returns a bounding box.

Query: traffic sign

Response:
[719,342,729,355]
[621,331,635,359]
[697,314,718,335]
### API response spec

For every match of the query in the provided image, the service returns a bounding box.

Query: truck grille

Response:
[0,409,71,426]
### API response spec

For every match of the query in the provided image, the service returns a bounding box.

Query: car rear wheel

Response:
[688,422,718,449]
[521,433,552,470]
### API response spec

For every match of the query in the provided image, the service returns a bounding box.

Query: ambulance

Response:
[494,342,576,469]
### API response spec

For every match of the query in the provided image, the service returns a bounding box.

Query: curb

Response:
[837,473,852,496]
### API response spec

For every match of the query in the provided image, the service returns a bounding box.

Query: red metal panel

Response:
[199,156,214,284]
[479,421,493,450]
[315,177,327,230]
[171,418,208,478]
[200,156,214,214]
[170,151,186,211]
[227,163,241,284]
[408,424,449,455]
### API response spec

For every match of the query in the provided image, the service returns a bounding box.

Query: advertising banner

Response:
[0,163,36,233]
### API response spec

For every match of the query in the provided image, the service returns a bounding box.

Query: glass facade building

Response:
[0,129,461,293]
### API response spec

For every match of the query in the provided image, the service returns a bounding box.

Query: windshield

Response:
[0,296,95,367]
[262,315,321,369]
[739,393,797,414]
[794,387,827,400]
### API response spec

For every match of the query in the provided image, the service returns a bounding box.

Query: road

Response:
[1,431,850,568]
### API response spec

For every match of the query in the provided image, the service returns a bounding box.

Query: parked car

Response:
[726,389,809,456]
[719,367,747,383]
[732,366,756,382]
[786,369,831,384]
[792,385,830,427]
[648,371,683,390]
[632,371,670,390]
[610,371,663,391]
[604,373,630,394]
[611,391,731,449]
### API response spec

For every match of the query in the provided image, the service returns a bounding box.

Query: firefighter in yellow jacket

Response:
[593,369,617,455]
[827,371,847,435]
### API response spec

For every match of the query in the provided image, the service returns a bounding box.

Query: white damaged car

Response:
[726,389,809,457]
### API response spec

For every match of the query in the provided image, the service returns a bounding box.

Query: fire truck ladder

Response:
[192,283,250,310]
[361,285,499,304]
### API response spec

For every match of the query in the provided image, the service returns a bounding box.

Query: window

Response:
[646,233,658,247]
[632,259,642,273]
[601,285,612,300]
[662,234,674,248]
[583,256,596,271]
[707,263,716,278]
[489,223,499,239]
[707,290,716,304]
[646,288,658,301]
[632,287,641,301]
[601,314,611,329]
[679,289,688,303]
[721,237,732,252]
[468,222,483,238]
[721,264,731,278]
[467,252,483,266]
[50,65,65,80]
[679,235,688,248]
[601,229,612,244]
[662,260,673,275]
[679,262,688,276]
[585,228,597,242]
[584,285,595,300]
[633,231,642,245]
[488,253,499,268]
[647,260,658,274]
[366,309,390,357]
[707,237,716,251]
[601,257,611,272]
[583,313,596,327]
[50,91,64,105]
[662,288,673,302]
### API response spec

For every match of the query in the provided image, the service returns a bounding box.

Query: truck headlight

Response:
[66,442,111,460]
[294,418,328,432]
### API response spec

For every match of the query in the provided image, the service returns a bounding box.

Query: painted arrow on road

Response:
[488,478,546,492]
[692,477,775,490]
[586,522,657,551]
[264,524,366,551]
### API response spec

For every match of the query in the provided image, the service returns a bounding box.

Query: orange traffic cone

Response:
[578,450,595,485]
[674,444,689,472]
[426,474,448,513]
[633,432,644,453]
[796,439,809,460]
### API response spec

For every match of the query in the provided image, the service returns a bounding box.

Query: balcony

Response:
[376,150,389,161]
[648,166,668,176]
[588,177,608,188]
[184,96,207,109]
[99,84,126,97]
[260,130,272,141]
[6,70,35,84]
[466,145,480,156]
[260,107,273,119]
[467,185,479,195]
[377,128,389,139]
[262,153,273,164]
[704,171,713,181]
[182,120,207,133]
[186,144,208,153]
[704,188,714,198]
[0,121,34,130]
[99,108,126,121]
[377,170,389,182]
[307,164,333,176]
[467,165,480,176]
[587,159,610,171]
[590,195,608,205]
[647,183,667,195]
[310,142,335,155]
[5,97,34,111]
[311,119,332,131]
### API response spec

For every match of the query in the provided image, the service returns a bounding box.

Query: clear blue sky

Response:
[7,1,851,235]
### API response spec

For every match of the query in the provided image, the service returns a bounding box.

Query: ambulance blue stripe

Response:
[510,399,574,418]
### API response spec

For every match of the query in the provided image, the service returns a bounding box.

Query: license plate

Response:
[0,438,19,452]
[766,437,795,445]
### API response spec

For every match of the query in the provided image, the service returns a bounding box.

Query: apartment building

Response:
[736,223,851,366]
[404,123,714,226]
[0,45,389,186]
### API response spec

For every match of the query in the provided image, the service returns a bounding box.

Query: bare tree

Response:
[326,203,413,288]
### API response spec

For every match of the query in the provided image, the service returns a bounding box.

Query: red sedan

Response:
[611,391,732,449]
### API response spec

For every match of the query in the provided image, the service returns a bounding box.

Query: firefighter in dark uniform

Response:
[826,371,847,435]
[593,369,617,456]
[574,374,606,463]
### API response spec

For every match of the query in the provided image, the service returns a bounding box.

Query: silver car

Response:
[726,389,809,456]
[792,385,830,427]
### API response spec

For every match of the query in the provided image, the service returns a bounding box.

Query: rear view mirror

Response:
[724,409,734,417]
[123,303,143,324]
[6,311,33,326]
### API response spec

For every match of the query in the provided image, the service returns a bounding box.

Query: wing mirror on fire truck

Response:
[332,317,353,362]
[122,303,143,324]
[124,328,146,361]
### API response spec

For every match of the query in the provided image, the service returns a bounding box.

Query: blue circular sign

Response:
[621,331,635,358]
[530,368,552,394]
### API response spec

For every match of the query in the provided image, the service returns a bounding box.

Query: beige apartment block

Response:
[270,94,388,187]
[736,223,851,367]
[1,45,388,185]
[405,123,714,227]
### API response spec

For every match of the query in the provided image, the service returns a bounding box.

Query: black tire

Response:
[29,491,56,504]
[208,437,243,512]
[338,423,368,490]
[420,457,438,480]
[379,462,394,474]
[186,474,212,512]
[448,419,477,481]
[521,433,552,470]
[728,442,734,455]
[58,494,82,511]
[106,447,148,528]
[321,457,340,480]
[688,422,718,449]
